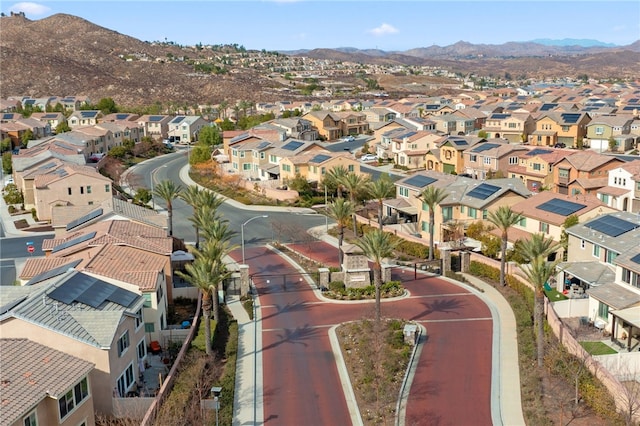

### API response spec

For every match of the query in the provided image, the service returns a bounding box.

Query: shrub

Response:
[328,281,346,293]
[7,205,15,214]
[191,318,217,352]
[241,296,254,320]
[31,208,38,221]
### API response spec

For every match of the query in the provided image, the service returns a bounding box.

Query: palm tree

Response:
[195,238,235,323]
[418,186,448,261]
[181,187,225,248]
[487,205,522,286]
[176,258,215,355]
[367,174,395,230]
[218,100,229,119]
[341,172,370,235]
[354,229,399,322]
[323,165,349,198]
[179,185,203,247]
[153,180,183,236]
[517,233,561,368]
[326,198,354,270]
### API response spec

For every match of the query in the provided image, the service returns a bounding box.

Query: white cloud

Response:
[368,23,399,37]
[611,25,626,32]
[9,2,51,16]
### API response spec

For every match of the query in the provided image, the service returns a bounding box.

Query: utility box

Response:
[403,324,419,345]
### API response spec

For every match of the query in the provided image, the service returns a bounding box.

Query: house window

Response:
[483,157,491,165]
[601,194,610,204]
[137,339,146,360]
[562,126,569,132]
[156,284,163,303]
[442,206,453,221]
[460,205,465,214]
[86,185,92,194]
[399,187,409,197]
[469,154,477,162]
[421,221,430,232]
[116,364,135,397]
[559,168,569,178]
[145,323,155,333]
[482,209,488,219]
[68,187,72,195]
[105,184,110,193]
[593,245,600,258]
[595,126,604,135]
[240,151,245,158]
[282,164,291,172]
[422,202,429,211]
[518,217,526,227]
[23,411,37,426]
[348,165,354,172]
[539,222,549,234]
[269,155,277,163]
[321,167,326,175]
[508,157,518,165]
[533,163,542,171]
[260,152,265,159]
[143,293,152,308]
[58,377,89,420]
[242,163,251,171]
[468,207,477,219]
[88,201,94,206]
[606,250,617,264]
[232,149,237,157]
[571,188,581,196]
[135,308,142,330]
[622,268,632,284]
[580,239,585,249]
[597,301,609,320]
[118,330,130,357]
[80,186,84,194]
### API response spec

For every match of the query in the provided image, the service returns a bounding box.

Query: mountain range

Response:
[1,13,638,107]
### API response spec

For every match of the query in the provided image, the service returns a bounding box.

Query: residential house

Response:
[266,117,318,141]
[256,139,326,181]
[430,113,464,135]
[456,107,488,131]
[137,115,172,140]
[481,112,535,143]
[97,120,145,145]
[462,140,527,180]
[552,151,624,195]
[0,272,146,416]
[506,191,614,259]
[102,112,140,122]
[73,125,115,154]
[424,135,485,175]
[585,115,635,152]
[167,115,209,144]
[373,121,418,159]
[0,338,95,426]
[10,139,87,183]
[363,107,397,123]
[562,212,640,334]
[29,163,113,221]
[507,147,575,193]
[303,110,368,141]
[528,111,591,147]
[390,130,441,170]
[596,160,640,212]
[0,112,23,122]
[68,110,103,128]
[31,112,67,132]
[279,151,361,185]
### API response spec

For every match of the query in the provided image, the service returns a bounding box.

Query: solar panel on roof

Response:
[587,215,638,237]
[66,208,103,231]
[628,98,639,103]
[540,104,557,111]
[115,114,129,120]
[467,183,500,200]
[310,154,331,164]
[26,260,81,286]
[491,114,509,119]
[452,139,468,146]
[149,116,163,122]
[403,175,436,188]
[52,231,96,253]
[282,141,304,151]
[623,106,640,111]
[2,113,13,119]
[80,111,96,118]
[471,143,500,153]
[526,149,553,156]
[630,253,640,265]
[537,199,586,216]
[561,113,581,124]
[107,287,139,307]
[257,141,270,150]
[172,116,185,124]
[41,162,57,170]
[49,272,139,309]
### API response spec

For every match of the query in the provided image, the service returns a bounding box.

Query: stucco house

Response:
[481,112,535,143]
[167,115,210,144]
[595,160,640,212]
[68,110,103,128]
[552,151,624,195]
[507,147,576,193]
[462,140,528,180]
[528,111,591,147]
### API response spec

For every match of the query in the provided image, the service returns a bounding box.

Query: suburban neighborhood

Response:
[2,19,640,425]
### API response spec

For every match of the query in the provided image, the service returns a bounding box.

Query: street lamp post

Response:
[211,386,222,426]
[150,165,167,210]
[241,215,268,264]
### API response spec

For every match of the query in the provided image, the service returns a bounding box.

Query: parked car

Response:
[360,154,378,162]
[342,135,355,142]
[554,143,566,148]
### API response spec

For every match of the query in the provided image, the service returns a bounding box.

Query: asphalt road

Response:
[126,151,329,248]
[0,227,50,285]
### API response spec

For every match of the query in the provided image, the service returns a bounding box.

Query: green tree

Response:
[418,186,448,260]
[21,129,33,148]
[326,198,354,270]
[153,180,183,236]
[341,172,370,235]
[517,234,561,368]
[189,145,211,164]
[608,136,617,152]
[55,121,71,134]
[96,97,118,114]
[180,185,205,248]
[366,174,395,230]
[1,138,12,153]
[560,214,579,261]
[354,229,398,322]
[323,165,349,198]
[133,187,152,206]
[108,146,128,159]
[2,151,12,175]
[478,130,488,138]
[198,126,221,147]
[487,206,522,286]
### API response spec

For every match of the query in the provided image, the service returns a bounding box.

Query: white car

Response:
[360,154,378,162]
[342,135,355,142]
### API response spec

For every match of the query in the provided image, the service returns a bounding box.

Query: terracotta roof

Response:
[19,257,80,280]
[559,151,621,171]
[489,225,533,243]
[572,177,608,190]
[0,338,94,425]
[510,191,608,226]
[83,244,167,291]
[598,185,631,196]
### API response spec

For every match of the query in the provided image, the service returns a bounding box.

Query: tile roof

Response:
[557,151,621,171]
[0,338,94,425]
[510,192,608,226]
[19,257,81,280]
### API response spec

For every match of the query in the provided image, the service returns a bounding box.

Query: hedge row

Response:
[325,280,404,300]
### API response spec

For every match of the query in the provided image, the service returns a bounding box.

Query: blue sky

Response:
[4,1,639,51]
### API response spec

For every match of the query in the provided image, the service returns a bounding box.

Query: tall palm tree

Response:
[181,187,225,248]
[218,100,229,119]
[418,186,448,261]
[367,174,395,230]
[517,233,561,368]
[341,172,370,235]
[179,185,203,247]
[195,238,235,323]
[176,258,215,355]
[326,198,354,270]
[354,229,399,322]
[323,165,349,198]
[153,180,183,237]
[487,205,522,286]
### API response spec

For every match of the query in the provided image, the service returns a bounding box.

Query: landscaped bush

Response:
[324,280,404,300]
[395,239,430,258]
[7,205,15,214]
[241,295,254,320]
[328,281,346,292]
[2,184,23,205]
[191,318,217,352]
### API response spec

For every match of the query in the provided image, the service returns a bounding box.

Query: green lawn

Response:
[580,341,617,355]
[544,288,568,301]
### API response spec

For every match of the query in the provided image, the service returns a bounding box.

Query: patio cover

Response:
[557,261,615,286]
[587,283,640,311]
[383,198,418,215]
[171,250,195,262]
[611,305,640,329]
